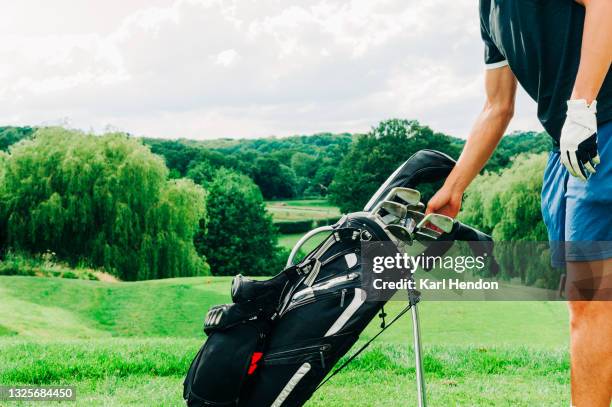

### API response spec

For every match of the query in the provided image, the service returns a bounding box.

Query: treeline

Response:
[141,123,550,211]
[1,125,550,208]
[144,133,353,199]
[0,122,553,281]
[326,119,551,213]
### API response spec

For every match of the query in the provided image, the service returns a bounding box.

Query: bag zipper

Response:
[312,272,359,291]
[283,272,359,315]
[265,344,331,360]
[283,291,343,315]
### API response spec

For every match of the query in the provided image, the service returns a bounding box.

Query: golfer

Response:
[427,1,612,405]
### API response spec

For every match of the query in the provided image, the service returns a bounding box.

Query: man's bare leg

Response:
[566,258,612,406]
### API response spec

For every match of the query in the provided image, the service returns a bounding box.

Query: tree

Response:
[146,140,201,177]
[0,151,7,251]
[328,119,461,213]
[0,126,35,152]
[461,153,548,241]
[460,153,555,287]
[203,169,282,276]
[291,152,318,178]
[186,160,220,187]
[0,128,208,280]
[252,157,297,199]
[0,150,6,183]
[484,131,552,173]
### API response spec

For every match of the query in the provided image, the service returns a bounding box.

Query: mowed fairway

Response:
[266,199,341,223]
[0,275,570,406]
[269,199,341,254]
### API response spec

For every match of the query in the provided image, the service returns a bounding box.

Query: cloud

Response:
[214,49,240,67]
[0,0,542,139]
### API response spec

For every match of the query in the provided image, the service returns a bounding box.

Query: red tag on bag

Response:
[247,352,263,375]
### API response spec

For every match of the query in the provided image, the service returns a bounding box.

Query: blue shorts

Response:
[541,121,612,268]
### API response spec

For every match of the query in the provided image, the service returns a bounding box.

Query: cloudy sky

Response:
[1,0,542,140]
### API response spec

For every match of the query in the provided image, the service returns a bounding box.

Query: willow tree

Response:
[460,153,555,287]
[0,151,7,250]
[0,127,208,280]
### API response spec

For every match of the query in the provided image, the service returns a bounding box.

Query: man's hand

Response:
[560,99,600,181]
[426,185,463,218]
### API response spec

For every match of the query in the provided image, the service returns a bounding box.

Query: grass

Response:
[0,276,231,338]
[266,199,341,222]
[0,275,570,405]
[272,198,340,251]
[0,339,569,406]
[0,251,101,280]
[278,232,329,252]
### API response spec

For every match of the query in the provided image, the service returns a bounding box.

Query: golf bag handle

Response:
[363,149,456,212]
[286,225,335,267]
[421,221,499,274]
[452,221,492,242]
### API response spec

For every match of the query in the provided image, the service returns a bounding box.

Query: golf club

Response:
[416,213,454,234]
[380,200,408,218]
[372,187,421,213]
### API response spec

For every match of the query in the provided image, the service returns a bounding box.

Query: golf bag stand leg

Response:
[409,288,426,407]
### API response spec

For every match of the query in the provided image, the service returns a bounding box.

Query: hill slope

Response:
[0,276,570,406]
[0,275,568,346]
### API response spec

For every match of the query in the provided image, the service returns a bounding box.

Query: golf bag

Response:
[183,150,493,407]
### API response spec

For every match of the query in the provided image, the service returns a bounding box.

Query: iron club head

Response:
[391,187,421,206]
[416,213,454,234]
[379,200,408,220]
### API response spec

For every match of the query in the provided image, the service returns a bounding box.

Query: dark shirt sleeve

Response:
[480,2,508,69]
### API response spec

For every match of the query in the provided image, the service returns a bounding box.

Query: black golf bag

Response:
[183,150,493,407]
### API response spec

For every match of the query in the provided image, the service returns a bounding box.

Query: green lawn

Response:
[271,199,340,252]
[278,232,329,253]
[266,199,341,222]
[0,275,570,406]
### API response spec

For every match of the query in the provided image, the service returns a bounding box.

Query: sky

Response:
[0,0,543,140]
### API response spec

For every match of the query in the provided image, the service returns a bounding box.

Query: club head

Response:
[416,213,454,234]
[379,200,408,220]
[371,188,420,215]
[401,217,417,234]
[406,201,426,212]
[386,224,414,244]
[391,187,421,206]
[405,209,425,224]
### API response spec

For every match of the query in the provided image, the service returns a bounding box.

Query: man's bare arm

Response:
[427,66,517,217]
[572,0,612,103]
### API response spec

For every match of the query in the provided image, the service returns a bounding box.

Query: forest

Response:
[0,121,554,285]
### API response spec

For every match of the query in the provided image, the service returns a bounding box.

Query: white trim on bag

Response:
[344,253,358,269]
[324,288,366,337]
[271,363,312,407]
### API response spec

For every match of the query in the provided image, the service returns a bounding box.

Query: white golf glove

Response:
[560,99,600,181]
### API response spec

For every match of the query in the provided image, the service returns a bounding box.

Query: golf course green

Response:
[0,275,570,406]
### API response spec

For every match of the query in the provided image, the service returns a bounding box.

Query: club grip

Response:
[452,222,499,275]
[420,221,498,274]
[452,222,492,242]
